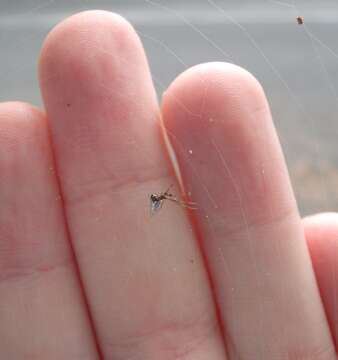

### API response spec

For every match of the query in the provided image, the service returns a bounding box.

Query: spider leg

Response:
[163,184,174,196]
[176,197,197,207]
[182,201,198,209]
[180,201,198,210]
[184,200,197,205]
[166,197,198,210]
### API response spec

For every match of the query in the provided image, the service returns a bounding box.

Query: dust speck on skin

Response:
[209,117,214,123]
[188,149,193,154]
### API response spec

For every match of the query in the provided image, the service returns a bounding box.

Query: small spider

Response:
[150,185,197,214]
[296,16,304,25]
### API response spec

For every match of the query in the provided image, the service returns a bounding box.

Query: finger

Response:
[39,11,226,359]
[303,212,338,351]
[0,102,98,359]
[162,63,336,359]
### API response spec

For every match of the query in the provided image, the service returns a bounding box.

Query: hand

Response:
[0,10,337,359]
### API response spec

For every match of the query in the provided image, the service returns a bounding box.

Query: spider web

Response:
[0,0,337,215]
[1,0,338,357]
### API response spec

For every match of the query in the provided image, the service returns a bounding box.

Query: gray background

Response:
[1,0,337,216]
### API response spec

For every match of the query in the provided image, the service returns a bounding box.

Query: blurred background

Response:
[0,0,337,216]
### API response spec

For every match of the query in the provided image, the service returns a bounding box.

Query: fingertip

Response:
[0,101,52,196]
[0,101,46,149]
[303,212,338,244]
[0,101,44,120]
[39,10,139,60]
[38,9,162,205]
[161,61,293,227]
[0,101,60,276]
[302,212,338,350]
[39,10,148,96]
[162,62,267,127]
[303,211,338,225]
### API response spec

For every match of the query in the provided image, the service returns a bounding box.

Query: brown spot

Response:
[296,16,304,25]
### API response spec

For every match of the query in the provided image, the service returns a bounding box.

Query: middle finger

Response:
[39,11,227,360]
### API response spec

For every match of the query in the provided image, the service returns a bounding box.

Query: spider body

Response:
[150,193,167,202]
[150,185,196,214]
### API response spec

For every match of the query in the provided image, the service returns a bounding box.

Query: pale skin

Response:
[0,10,338,359]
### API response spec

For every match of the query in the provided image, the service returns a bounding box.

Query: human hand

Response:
[0,10,337,359]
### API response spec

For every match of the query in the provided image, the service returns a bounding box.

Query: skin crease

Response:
[0,9,337,359]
